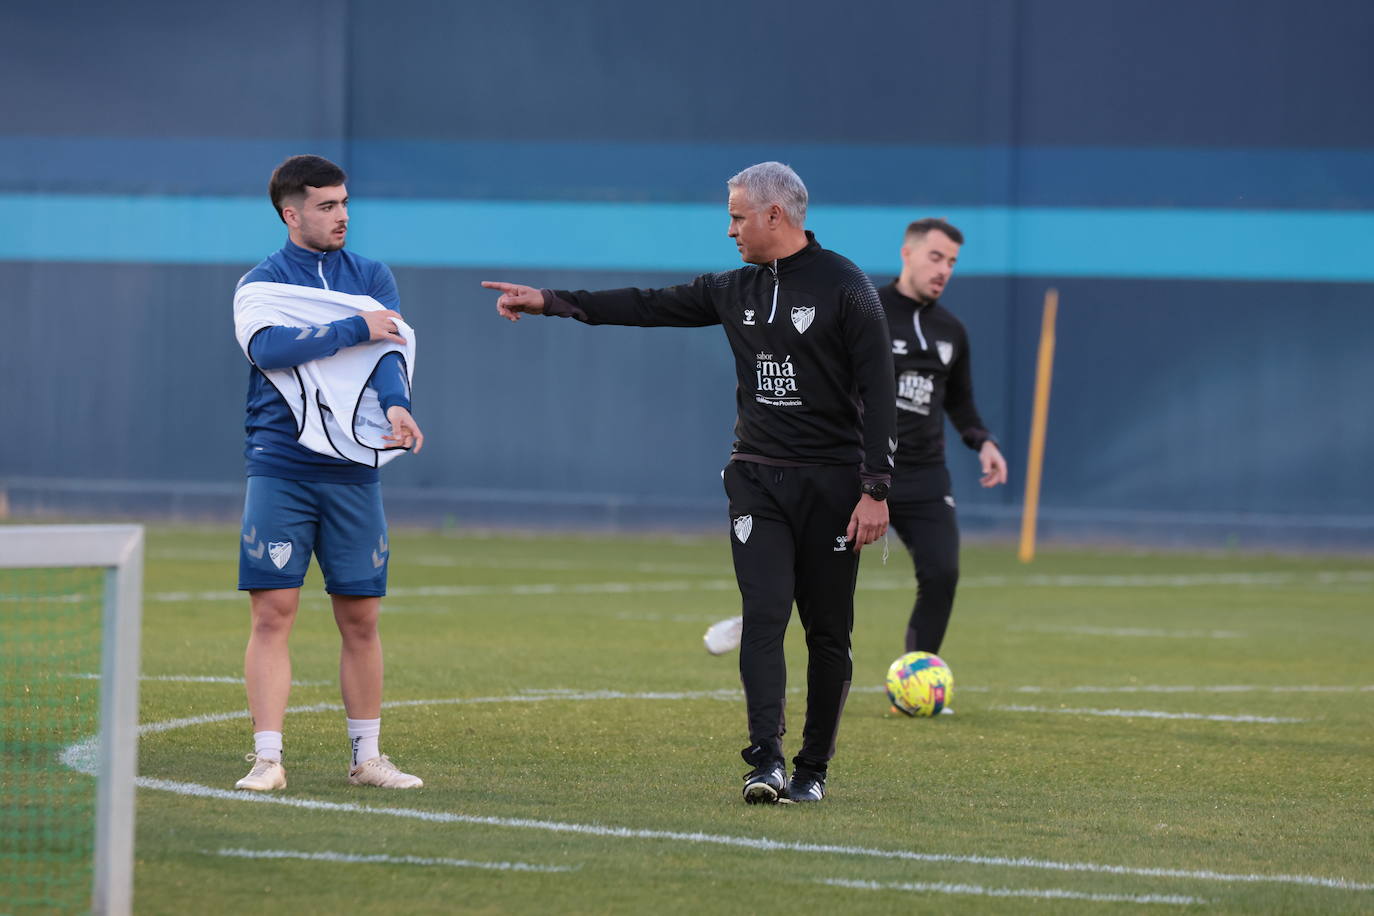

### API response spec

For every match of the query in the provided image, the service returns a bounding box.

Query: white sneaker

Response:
[703,615,743,655]
[235,754,286,791]
[348,754,423,788]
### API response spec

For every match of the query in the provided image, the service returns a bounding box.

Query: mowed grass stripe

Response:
[212,847,576,873]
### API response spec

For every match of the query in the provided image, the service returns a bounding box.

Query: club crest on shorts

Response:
[936,340,954,365]
[732,515,753,544]
[791,306,815,334]
[267,541,293,569]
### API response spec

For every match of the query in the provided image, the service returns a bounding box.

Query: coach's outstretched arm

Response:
[484,279,716,328]
[483,281,546,321]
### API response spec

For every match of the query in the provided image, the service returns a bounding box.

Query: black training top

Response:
[543,233,896,482]
[877,281,993,471]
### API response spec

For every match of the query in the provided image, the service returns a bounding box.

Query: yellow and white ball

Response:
[886,651,953,716]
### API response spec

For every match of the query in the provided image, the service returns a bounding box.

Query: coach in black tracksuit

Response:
[483,162,895,805]
[878,218,1007,661]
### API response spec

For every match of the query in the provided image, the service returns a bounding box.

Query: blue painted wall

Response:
[3,0,1371,545]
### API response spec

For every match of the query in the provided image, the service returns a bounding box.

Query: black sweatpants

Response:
[724,459,860,775]
[888,464,960,655]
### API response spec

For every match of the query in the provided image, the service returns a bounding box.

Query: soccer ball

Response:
[886,651,953,717]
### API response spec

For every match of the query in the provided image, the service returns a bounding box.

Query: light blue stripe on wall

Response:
[1,193,1371,281]
[5,138,1374,209]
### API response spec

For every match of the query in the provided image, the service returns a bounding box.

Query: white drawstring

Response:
[766,263,779,323]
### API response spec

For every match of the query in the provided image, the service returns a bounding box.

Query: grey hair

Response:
[727,161,808,227]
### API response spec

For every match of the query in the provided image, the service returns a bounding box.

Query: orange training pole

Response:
[1018,288,1058,563]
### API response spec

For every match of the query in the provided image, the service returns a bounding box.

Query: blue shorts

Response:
[238,476,389,595]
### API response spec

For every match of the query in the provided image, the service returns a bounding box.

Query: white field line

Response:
[58,677,1374,696]
[212,847,575,873]
[1014,625,1247,639]
[69,673,331,686]
[1006,684,1374,694]
[57,694,1374,894]
[826,684,1370,695]
[408,555,728,576]
[614,611,726,623]
[961,571,1374,588]
[820,877,1205,906]
[992,704,1305,724]
[137,568,1374,604]
[148,547,725,576]
[141,546,1374,589]
[119,775,1374,892]
[12,569,1374,606]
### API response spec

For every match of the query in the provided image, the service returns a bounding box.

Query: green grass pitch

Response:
[76,527,1374,911]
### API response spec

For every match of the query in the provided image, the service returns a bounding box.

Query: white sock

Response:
[253,730,283,762]
[346,717,381,767]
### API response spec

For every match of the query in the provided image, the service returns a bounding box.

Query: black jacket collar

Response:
[883,279,937,312]
[772,231,822,272]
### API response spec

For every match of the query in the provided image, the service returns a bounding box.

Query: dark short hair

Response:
[905,217,964,245]
[269,155,348,223]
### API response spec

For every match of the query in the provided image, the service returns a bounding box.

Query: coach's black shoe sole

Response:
[743,781,781,804]
[742,760,787,804]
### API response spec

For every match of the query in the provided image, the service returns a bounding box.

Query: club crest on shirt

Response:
[733,515,753,544]
[791,306,815,334]
[268,541,293,569]
[936,341,954,365]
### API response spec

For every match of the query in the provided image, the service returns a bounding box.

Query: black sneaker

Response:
[786,769,826,803]
[742,758,787,804]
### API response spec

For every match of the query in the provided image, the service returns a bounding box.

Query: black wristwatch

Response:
[861,480,889,501]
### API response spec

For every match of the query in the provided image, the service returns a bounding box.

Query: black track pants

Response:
[888,465,960,655]
[724,460,859,774]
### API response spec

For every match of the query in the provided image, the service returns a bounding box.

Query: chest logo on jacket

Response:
[743,309,756,326]
[897,371,934,415]
[936,341,954,365]
[754,352,802,407]
[791,306,815,334]
[892,339,909,355]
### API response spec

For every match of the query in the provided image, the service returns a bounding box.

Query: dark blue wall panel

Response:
[2,0,1371,545]
[0,2,347,138]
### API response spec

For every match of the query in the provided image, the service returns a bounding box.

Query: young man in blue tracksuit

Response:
[233,155,425,791]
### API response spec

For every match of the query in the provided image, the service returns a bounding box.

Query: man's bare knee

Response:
[249,589,299,637]
[332,595,380,642]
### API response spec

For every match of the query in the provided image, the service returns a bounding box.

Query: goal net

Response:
[0,525,143,916]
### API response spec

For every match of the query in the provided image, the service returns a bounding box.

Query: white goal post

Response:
[1,524,144,916]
